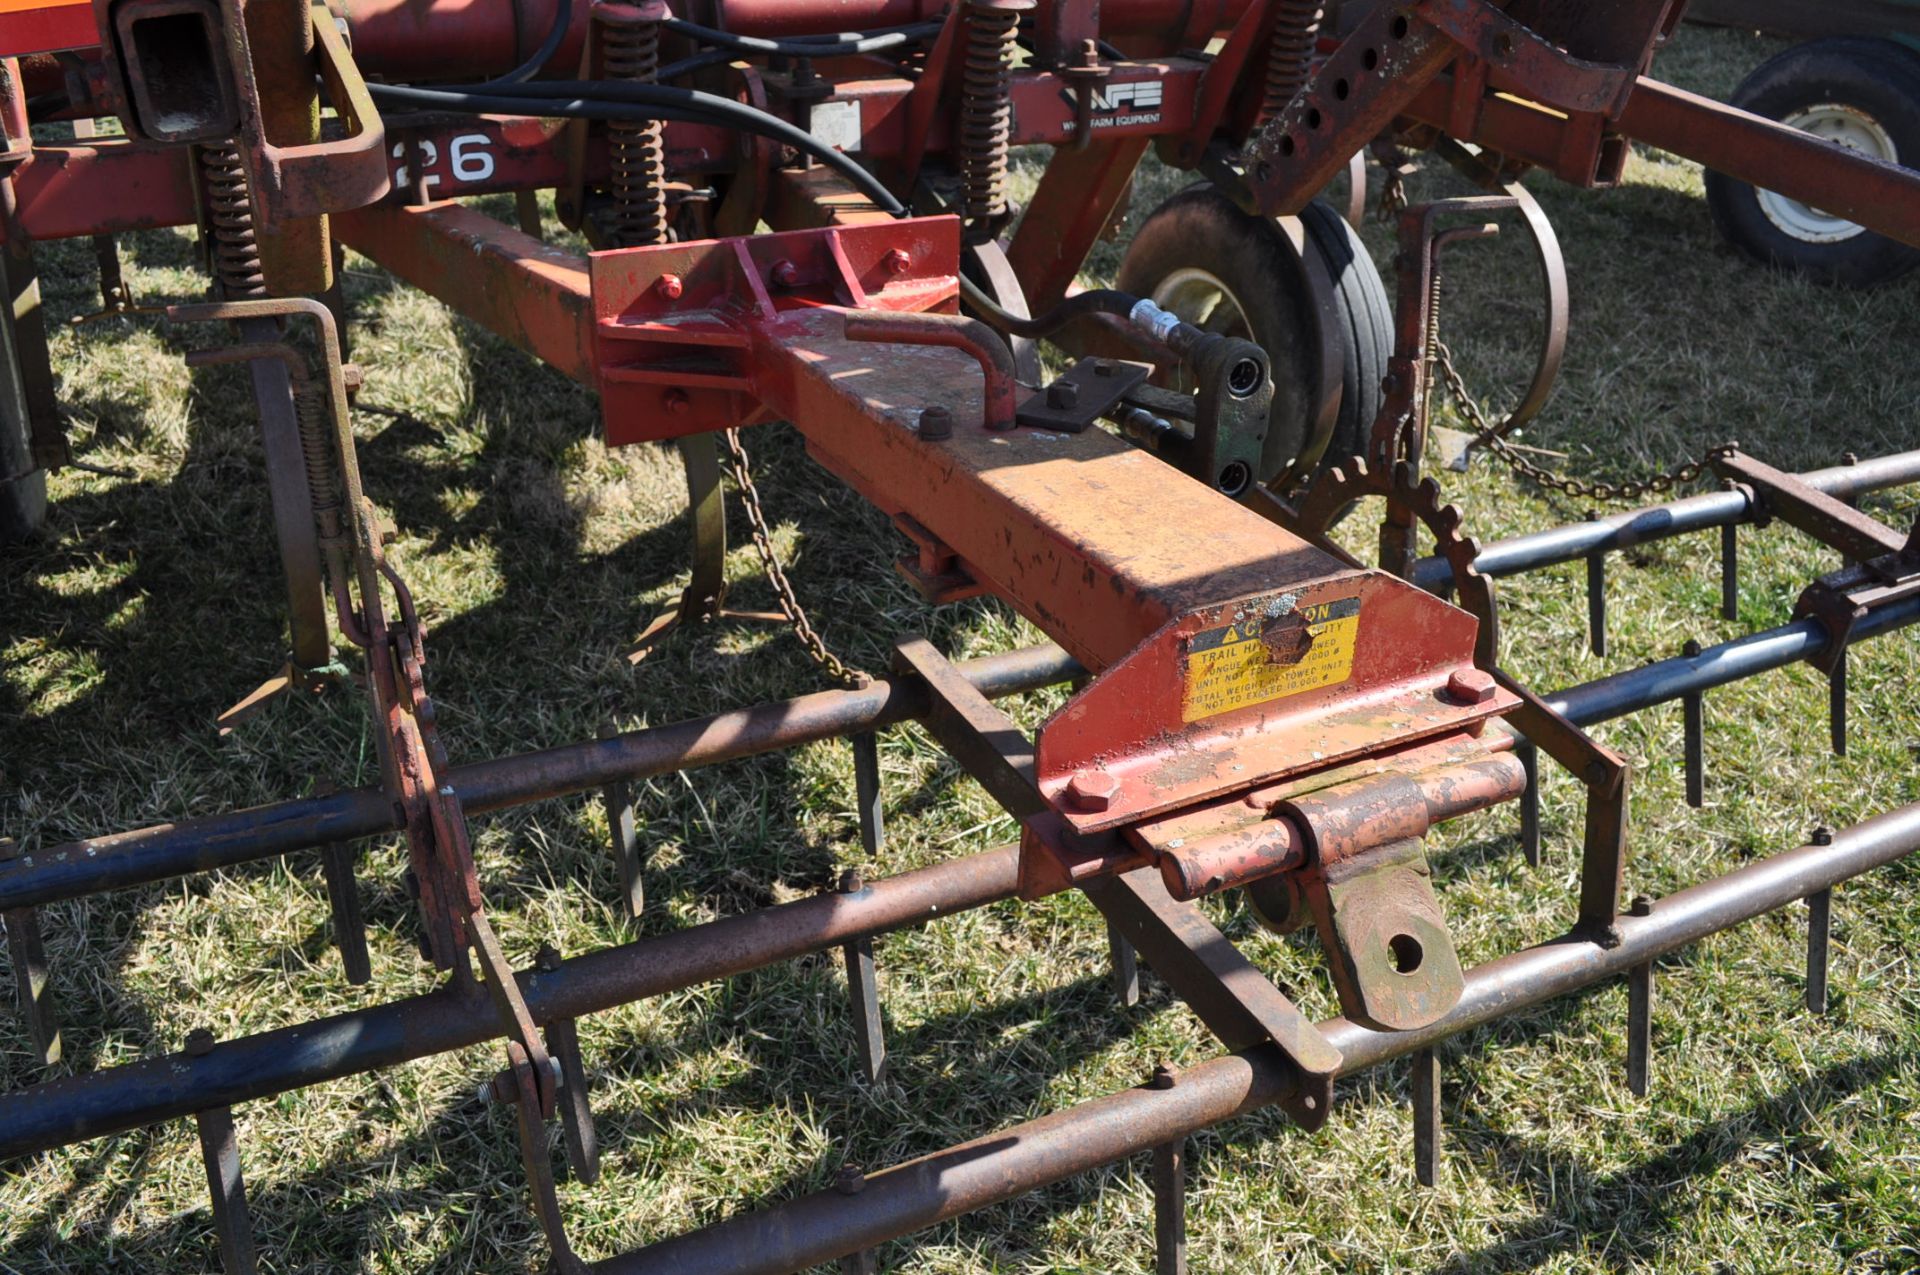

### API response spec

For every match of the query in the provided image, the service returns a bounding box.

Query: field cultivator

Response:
[2,0,1919,1270]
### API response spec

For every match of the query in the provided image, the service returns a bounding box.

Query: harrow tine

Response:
[313,785,370,985]
[1412,1046,1440,1188]
[188,1031,259,1275]
[539,947,601,1184]
[839,870,888,1085]
[1150,1066,1187,1275]
[1517,742,1541,867]
[1626,896,1654,1098]
[1585,522,1607,658]
[318,839,371,985]
[599,722,646,924]
[0,838,59,1067]
[852,731,884,858]
[835,1163,876,1273]
[1681,641,1705,809]
[1829,650,1849,758]
[1110,923,1141,1008]
[1720,521,1739,621]
[1807,826,1835,1015]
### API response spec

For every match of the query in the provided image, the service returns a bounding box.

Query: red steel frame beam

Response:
[332,198,1509,844]
[336,201,597,382]
[327,0,1259,79]
[26,18,1920,257]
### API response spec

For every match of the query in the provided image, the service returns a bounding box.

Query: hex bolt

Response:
[656,273,684,300]
[1093,359,1115,377]
[918,404,954,441]
[1150,1063,1177,1090]
[838,867,865,894]
[1812,824,1834,846]
[835,1163,867,1195]
[1065,769,1121,812]
[883,248,912,275]
[186,1028,217,1057]
[770,259,800,288]
[1444,668,1496,705]
[1046,380,1080,410]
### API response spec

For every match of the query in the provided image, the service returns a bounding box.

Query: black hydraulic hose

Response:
[659,47,741,81]
[367,79,1149,340]
[367,81,909,215]
[483,0,573,85]
[967,288,1142,338]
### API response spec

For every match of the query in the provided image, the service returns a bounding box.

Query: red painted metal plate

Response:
[0,0,97,56]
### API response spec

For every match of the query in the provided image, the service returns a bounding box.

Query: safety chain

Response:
[719,428,873,689]
[1433,337,1727,503]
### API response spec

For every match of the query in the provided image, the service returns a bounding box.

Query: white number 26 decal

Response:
[391,133,496,190]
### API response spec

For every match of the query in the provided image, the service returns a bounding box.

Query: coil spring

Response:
[293,381,342,538]
[199,145,267,299]
[960,0,1022,233]
[602,16,668,248]
[1263,0,1324,121]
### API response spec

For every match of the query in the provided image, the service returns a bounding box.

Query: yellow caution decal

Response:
[1181,595,1360,722]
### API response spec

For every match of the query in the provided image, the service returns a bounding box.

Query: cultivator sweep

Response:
[3,0,1920,1270]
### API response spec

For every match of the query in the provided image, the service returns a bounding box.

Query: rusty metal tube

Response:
[1157,820,1304,899]
[1619,76,1920,251]
[1411,449,1920,589]
[1161,747,1524,900]
[596,799,1920,1275]
[0,644,1077,912]
[0,844,1022,1158]
[841,310,1019,430]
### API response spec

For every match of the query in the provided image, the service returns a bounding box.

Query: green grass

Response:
[4,23,1920,1274]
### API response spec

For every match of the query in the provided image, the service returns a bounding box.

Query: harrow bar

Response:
[0,644,1077,913]
[9,784,1916,1269]
[5,0,1920,1268]
[1411,449,1920,588]
[604,800,1920,1275]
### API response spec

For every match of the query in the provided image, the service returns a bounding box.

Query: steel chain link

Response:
[1432,339,1727,503]
[720,429,873,689]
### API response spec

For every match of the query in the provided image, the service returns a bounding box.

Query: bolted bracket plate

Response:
[1014,358,1150,433]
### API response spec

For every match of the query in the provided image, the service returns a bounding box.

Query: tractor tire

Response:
[1705,37,1920,287]
[1116,183,1391,479]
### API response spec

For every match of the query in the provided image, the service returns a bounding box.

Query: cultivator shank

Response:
[4,0,1920,1270]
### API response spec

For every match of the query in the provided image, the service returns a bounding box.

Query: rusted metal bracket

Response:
[893,637,1047,819]
[1279,772,1468,1032]
[1717,452,1920,756]
[1495,671,1631,939]
[1713,448,1910,567]
[1084,866,1341,1130]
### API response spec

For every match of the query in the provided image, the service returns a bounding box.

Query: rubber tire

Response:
[1116,184,1391,477]
[1704,37,1920,287]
